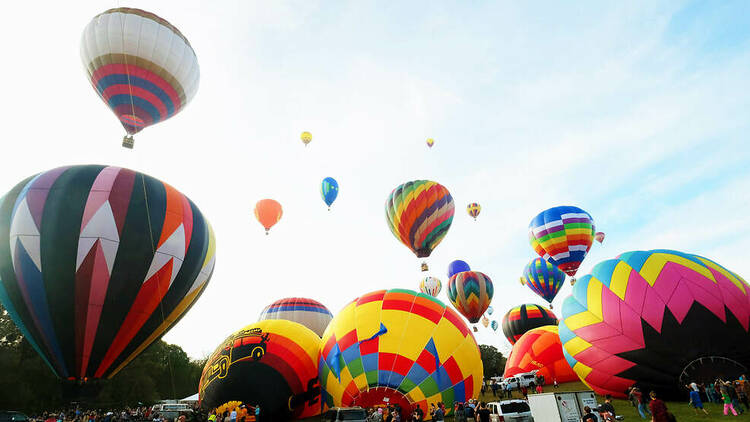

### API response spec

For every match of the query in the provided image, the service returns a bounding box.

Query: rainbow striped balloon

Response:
[81,8,200,141]
[522,258,566,307]
[258,297,333,337]
[385,180,454,259]
[419,276,442,297]
[528,206,595,277]
[447,271,494,324]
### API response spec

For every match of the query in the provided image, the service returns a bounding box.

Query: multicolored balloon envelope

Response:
[385,180,454,259]
[319,289,482,419]
[426,138,434,148]
[503,326,578,384]
[447,271,494,324]
[199,320,321,420]
[419,276,442,297]
[560,250,750,398]
[466,203,481,220]
[0,165,216,380]
[501,304,558,345]
[522,258,566,307]
[80,8,200,145]
[528,206,595,278]
[258,297,334,337]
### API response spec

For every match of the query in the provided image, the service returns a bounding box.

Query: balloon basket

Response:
[570,278,576,286]
[421,262,429,272]
[122,136,134,149]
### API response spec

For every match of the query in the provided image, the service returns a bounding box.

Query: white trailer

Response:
[527,391,599,422]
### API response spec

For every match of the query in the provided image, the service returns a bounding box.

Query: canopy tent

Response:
[179,393,199,403]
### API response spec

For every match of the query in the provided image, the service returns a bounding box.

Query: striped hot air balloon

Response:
[501,304,558,345]
[81,8,200,148]
[0,165,215,380]
[258,297,333,337]
[529,206,595,280]
[419,276,442,297]
[447,271,493,324]
[385,180,454,271]
[522,258,566,308]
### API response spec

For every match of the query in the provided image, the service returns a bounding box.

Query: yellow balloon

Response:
[301,131,312,145]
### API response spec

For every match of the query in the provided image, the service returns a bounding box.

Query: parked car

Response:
[150,404,192,420]
[320,407,368,421]
[502,372,538,389]
[0,412,28,422]
[487,400,534,422]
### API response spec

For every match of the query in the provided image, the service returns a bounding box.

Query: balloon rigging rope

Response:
[140,174,178,401]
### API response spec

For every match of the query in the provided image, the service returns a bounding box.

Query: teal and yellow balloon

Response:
[321,177,339,210]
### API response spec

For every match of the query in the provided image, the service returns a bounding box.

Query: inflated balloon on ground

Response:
[319,289,482,419]
[501,304,558,345]
[81,8,200,148]
[503,325,578,384]
[0,165,215,380]
[199,320,321,420]
[560,250,750,398]
[258,297,333,337]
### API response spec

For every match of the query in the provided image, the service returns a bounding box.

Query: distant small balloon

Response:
[321,177,339,210]
[491,320,499,331]
[595,232,606,244]
[301,131,312,146]
[467,203,481,220]
[481,316,490,328]
[426,138,434,148]
[487,306,494,315]
[254,199,283,234]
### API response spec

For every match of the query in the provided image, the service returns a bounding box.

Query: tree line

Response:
[0,304,205,413]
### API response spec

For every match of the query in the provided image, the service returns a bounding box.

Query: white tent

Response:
[179,393,199,403]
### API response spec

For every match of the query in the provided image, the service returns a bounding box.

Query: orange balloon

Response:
[254,199,283,234]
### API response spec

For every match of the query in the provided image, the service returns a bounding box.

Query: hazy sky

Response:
[1,1,749,359]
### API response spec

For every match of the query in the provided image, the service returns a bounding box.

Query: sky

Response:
[1,1,749,359]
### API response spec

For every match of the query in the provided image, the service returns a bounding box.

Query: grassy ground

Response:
[302,381,750,421]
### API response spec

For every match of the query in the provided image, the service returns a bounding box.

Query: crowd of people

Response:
[680,375,750,417]
[24,406,203,422]
[360,400,495,422]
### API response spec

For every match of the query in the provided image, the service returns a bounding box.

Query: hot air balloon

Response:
[301,131,312,146]
[319,289,482,419]
[419,276,442,297]
[426,138,434,148]
[199,320,321,420]
[595,231,605,244]
[466,203,481,220]
[560,249,750,398]
[321,177,339,210]
[447,260,471,278]
[385,180,454,271]
[491,320,498,331]
[481,315,490,328]
[501,304,558,345]
[447,271,494,324]
[0,165,215,380]
[528,206,595,283]
[254,199,282,234]
[522,258,566,308]
[80,8,200,149]
[503,326,578,384]
[487,306,494,315]
[258,298,333,337]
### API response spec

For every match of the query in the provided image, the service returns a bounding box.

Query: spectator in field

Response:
[648,391,670,422]
[685,382,709,416]
[581,406,598,422]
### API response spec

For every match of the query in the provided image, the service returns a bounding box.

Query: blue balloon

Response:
[321,177,339,209]
[447,260,471,278]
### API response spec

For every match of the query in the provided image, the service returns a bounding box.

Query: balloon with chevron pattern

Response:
[447,271,494,324]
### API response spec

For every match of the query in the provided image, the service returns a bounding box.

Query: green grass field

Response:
[302,381,750,421]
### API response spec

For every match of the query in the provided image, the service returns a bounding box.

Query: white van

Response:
[487,400,534,422]
[151,403,192,420]
[503,372,537,389]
